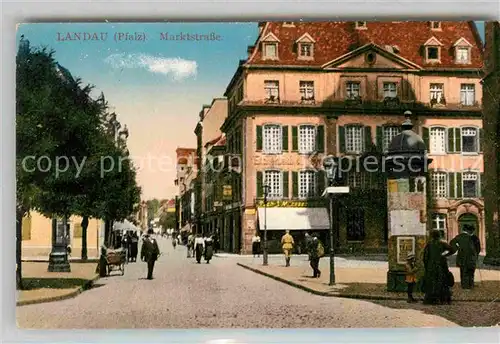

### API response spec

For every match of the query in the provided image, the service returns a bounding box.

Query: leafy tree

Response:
[159,212,177,231]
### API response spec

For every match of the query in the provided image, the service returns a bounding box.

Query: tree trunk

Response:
[81,216,89,260]
[104,218,112,247]
[16,210,24,290]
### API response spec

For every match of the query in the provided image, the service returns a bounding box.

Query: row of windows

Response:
[257,170,325,199]
[426,126,482,154]
[263,80,478,105]
[430,171,483,198]
[257,124,324,154]
[21,219,85,241]
[265,23,472,65]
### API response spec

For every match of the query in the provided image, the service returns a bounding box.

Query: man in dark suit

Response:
[450,224,481,289]
[141,229,160,280]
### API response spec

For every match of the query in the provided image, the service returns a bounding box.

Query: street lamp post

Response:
[262,184,271,266]
[323,156,339,285]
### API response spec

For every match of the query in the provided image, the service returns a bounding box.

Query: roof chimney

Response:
[247,45,255,58]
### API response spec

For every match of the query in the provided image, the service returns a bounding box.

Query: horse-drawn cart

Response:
[105,248,126,276]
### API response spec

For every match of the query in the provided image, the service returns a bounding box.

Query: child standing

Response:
[405,253,418,303]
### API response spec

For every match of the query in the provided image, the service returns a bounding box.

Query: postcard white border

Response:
[2,1,500,343]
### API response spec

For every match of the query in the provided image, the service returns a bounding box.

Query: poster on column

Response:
[389,210,426,236]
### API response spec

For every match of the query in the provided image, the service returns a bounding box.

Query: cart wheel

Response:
[121,263,125,276]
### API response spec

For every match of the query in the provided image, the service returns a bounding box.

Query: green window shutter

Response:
[282,126,289,151]
[339,126,346,153]
[447,128,455,153]
[454,128,462,153]
[316,125,325,153]
[282,171,289,199]
[479,128,484,152]
[316,170,325,196]
[422,127,430,151]
[448,172,456,198]
[480,172,485,197]
[376,126,383,152]
[292,171,299,198]
[256,171,263,198]
[256,126,263,151]
[292,126,298,151]
[456,172,463,198]
[364,126,372,152]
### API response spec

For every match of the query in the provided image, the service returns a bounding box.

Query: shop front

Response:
[254,200,330,254]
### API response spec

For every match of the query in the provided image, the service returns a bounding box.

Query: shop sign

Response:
[255,199,325,208]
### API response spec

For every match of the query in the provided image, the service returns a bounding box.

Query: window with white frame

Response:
[299,170,316,198]
[346,126,364,153]
[431,172,448,197]
[430,83,444,103]
[264,170,282,199]
[432,213,447,240]
[462,172,479,198]
[430,21,441,30]
[461,127,479,153]
[263,43,278,59]
[299,125,316,154]
[355,21,367,29]
[299,81,315,100]
[383,126,401,151]
[460,84,475,106]
[346,82,361,99]
[455,47,471,64]
[299,43,313,58]
[263,124,282,154]
[383,82,397,98]
[264,80,279,101]
[430,127,446,154]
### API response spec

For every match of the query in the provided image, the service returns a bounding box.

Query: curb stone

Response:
[16,274,100,307]
[237,263,499,303]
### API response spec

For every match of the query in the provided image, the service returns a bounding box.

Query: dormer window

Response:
[261,32,280,60]
[423,37,443,63]
[454,38,473,64]
[355,21,367,29]
[430,21,441,30]
[295,33,315,60]
[283,22,295,27]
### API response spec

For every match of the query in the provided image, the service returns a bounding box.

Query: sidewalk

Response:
[238,262,500,302]
[17,262,99,306]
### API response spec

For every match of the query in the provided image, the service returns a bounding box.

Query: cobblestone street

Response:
[16,238,460,329]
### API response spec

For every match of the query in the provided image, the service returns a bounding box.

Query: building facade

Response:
[22,212,102,259]
[174,147,197,234]
[193,98,228,235]
[483,21,500,265]
[219,21,484,254]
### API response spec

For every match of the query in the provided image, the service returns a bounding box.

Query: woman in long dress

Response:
[252,233,261,257]
[423,230,456,305]
[204,235,214,263]
[194,234,205,264]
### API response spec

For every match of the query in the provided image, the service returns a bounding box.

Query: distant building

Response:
[174,147,197,233]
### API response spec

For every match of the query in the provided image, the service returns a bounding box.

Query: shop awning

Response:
[257,207,329,230]
[113,219,138,232]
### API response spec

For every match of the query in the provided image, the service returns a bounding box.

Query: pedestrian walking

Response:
[450,224,481,289]
[423,230,456,305]
[194,233,205,264]
[213,230,220,254]
[172,235,177,249]
[304,232,313,261]
[405,253,418,303]
[281,230,295,267]
[204,235,214,263]
[252,232,261,258]
[140,229,160,280]
[187,233,195,258]
[309,236,324,278]
[130,232,139,262]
